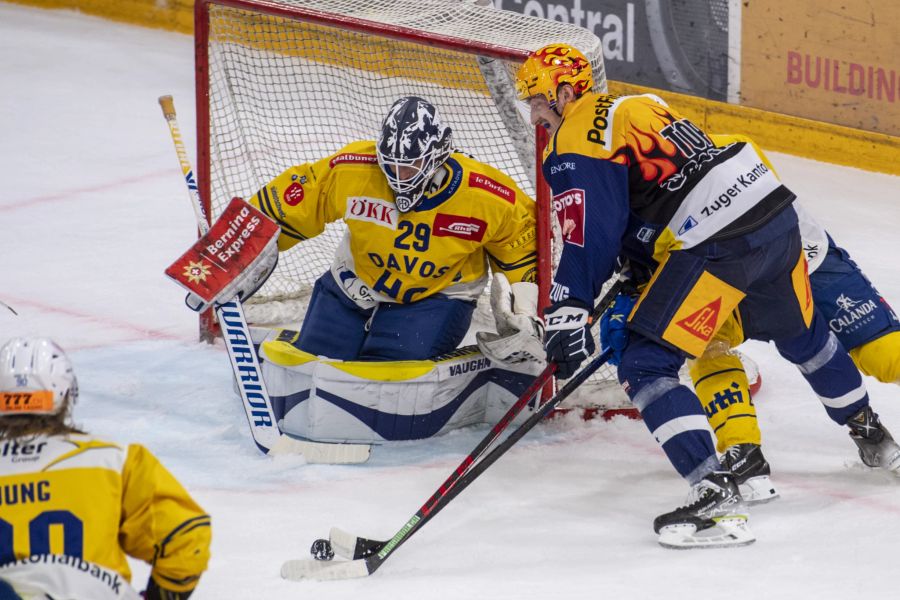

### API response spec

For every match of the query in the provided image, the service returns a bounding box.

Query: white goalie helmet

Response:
[0,337,78,416]
[376,96,453,213]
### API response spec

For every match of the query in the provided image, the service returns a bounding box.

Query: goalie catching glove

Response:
[165,197,280,311]
[543,300,594,379]
[475,273,545,367]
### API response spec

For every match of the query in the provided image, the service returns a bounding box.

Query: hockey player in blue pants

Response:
[516,44,899,548]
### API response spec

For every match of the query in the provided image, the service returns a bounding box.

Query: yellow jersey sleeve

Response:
[119,444,211,594]
[249,140,381,251]
[484,187,538,284]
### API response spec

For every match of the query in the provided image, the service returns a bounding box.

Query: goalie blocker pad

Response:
[165,197,280,306]
[255,330,541,444]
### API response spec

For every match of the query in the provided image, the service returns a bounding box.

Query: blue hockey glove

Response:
[599,293,637,366]
[543,300,595,379]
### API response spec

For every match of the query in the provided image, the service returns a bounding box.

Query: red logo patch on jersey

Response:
[468,172,514,204]
[345,196,397,229]
[552,188,585,247]
[433,213,487,242]
[329,153,378,168]
[283,182,304,206]
[675,297,722,342]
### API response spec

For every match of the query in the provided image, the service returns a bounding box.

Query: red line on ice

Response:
[2,296,184,343]
[1,168,173,212]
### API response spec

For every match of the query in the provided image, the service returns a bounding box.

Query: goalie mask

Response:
[0,337,78,416]
[377,96,453,213]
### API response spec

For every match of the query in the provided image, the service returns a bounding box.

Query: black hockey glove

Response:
[543,300,595,379]
[144,578,193,600]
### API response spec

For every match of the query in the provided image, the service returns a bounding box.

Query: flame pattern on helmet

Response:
[516,43,593,107]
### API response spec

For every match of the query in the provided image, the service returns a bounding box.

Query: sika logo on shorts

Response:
[552,188,585,247]
[283,182,304,206]
[433,213,487,242]
[675,297,722,342]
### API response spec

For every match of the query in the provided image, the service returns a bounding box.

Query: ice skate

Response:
[847,406,900,472]
[721,443,779,504]
[654,471,755,549]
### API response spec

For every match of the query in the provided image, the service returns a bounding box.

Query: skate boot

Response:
[653,471,755,549]
[847,405,900,472]
[721,443,779,504]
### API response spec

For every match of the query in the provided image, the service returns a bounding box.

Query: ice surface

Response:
[2,4,899,599]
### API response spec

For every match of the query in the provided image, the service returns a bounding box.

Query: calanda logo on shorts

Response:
[830,293,877,334]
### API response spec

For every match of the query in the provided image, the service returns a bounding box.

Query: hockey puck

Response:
[310,538,335,561]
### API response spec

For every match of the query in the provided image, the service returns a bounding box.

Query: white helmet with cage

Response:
[0,337,78,416]
[376,96,453,213]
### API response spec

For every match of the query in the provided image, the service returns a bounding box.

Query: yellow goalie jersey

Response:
[0,434,211,595]
[250,141,538,305]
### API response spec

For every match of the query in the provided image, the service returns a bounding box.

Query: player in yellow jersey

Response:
[249,95,542,365]
[0,338,211,600]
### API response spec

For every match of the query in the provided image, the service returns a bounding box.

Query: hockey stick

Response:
[282,278,626,580]
[282,348,615,580]
[158,95,369,463]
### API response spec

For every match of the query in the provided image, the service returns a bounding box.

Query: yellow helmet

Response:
[515,43,593,108]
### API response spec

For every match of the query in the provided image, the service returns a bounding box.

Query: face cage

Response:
[378,146,446,212]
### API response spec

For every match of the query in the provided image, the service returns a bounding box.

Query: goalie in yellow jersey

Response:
[249,95,542,365]
[0,338,211,600]
[241,95,544,444]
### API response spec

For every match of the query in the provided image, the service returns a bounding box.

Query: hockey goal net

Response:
[195,0,630,409]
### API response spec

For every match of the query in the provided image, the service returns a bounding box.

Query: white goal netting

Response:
[198,0,629,407]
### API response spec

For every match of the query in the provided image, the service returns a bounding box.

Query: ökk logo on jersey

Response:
[345,196,398,229]
[283,182,304,206]
[433,213,487,242]
[675,297,722,341]
[552,188,585,247]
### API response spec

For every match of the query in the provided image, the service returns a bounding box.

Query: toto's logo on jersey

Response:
[552,188,585,247]
[433,213,487,242]
[283,182,304,206]
[345,196,397,229]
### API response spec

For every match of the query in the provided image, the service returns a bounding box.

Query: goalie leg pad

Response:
[259,337,534,443]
